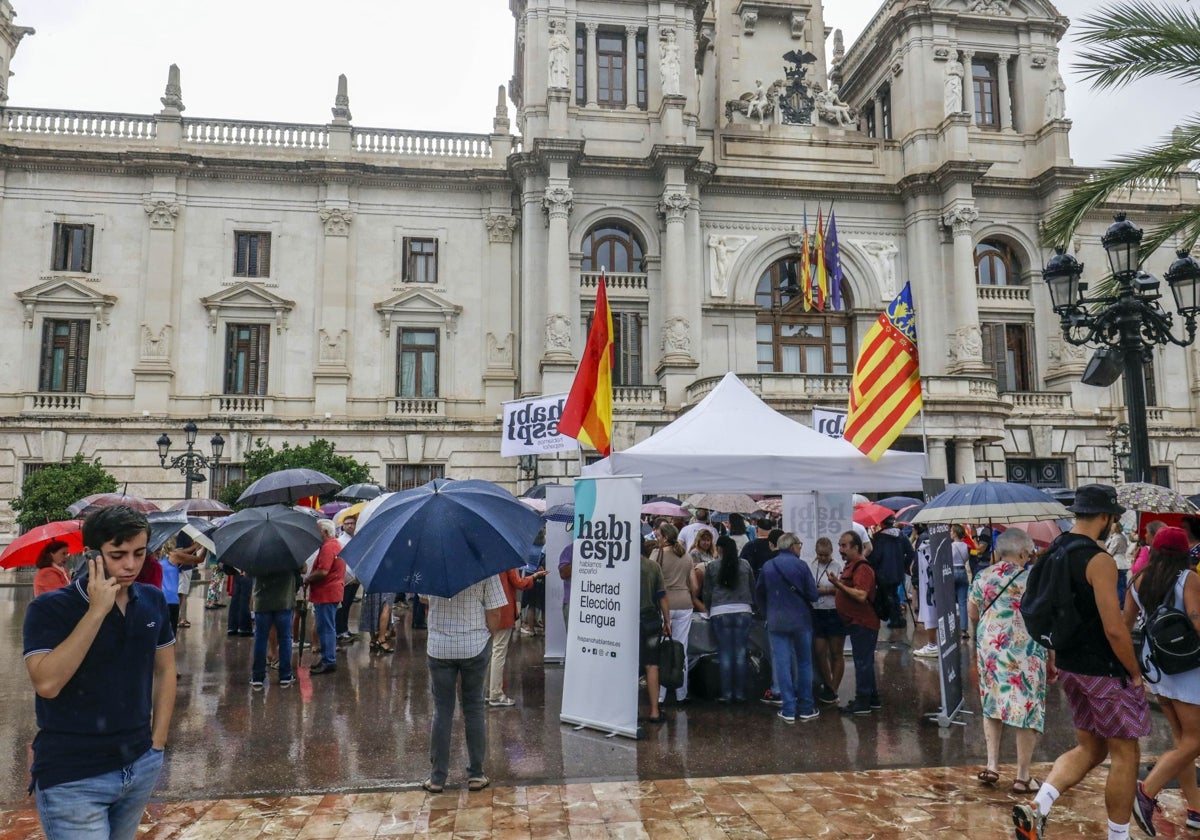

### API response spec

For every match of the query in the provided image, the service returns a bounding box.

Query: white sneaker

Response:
[488,695,516,707]
[913,643,939,658]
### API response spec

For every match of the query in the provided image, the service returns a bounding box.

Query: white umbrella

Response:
[682,493,759,513]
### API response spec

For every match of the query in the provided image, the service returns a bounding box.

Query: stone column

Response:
[542,184,575,377]
[961,51,976,124]
[955,439,978,483]
[625,25,639,109]
[926,438,949,482]
[997,54,1013,131]
[873,97,884,137]
[656,185,698,404]
[135,188,181,415]
[483,207,519,412]
[586,23,599,107]
[313,202,354,416]
[943,204,987,373]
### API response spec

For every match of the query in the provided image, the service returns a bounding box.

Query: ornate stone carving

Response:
[856,240,901,301]
[143,200,179,230]
[831,29,844,63]
[658,190,691,223]
[790,11,806,40]
[160,64,184,114]
[661,317,692,355]
[544,313,571,353]
[726,79,778,126]
[741,8,758,35]
[947,325,984,364]
[319,207,353,236]
[707,235,755,298]
[812,83,857,128]
[140,324,171,360]
[547,20,571,90]
[944,56,965,117]
[319,328,347,363]
[968,0,1011,14]
[485,213,517,243]
[487,332,513,368]
[1044,70,1067,123]
[1048,334,1088,366]
[891,59,904,78]
[612,421,637,453]
[542,186,574,220]
[660,28,681,96]
[331,73,352,122]
[942,205,979,236]
[933,45,952,62]
[1031,54,1048,69]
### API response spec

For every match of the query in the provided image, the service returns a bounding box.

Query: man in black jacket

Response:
[868,516,915,638]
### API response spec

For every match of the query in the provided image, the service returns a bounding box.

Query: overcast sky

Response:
[6,0,1192,167]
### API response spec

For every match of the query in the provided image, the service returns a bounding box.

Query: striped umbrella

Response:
[910,481,1069,525]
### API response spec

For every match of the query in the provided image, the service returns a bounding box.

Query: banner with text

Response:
[927,522,966,726]
[560,475,642,739]
[500,394,580,457]
[783,492,854,562]
[543,484,574,663]
[811,407,848,440]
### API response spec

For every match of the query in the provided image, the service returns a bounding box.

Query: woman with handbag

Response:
[654,523,698,705]
[1124,526,1200,835]
[693,535,757,703]
[966,527,1048,794]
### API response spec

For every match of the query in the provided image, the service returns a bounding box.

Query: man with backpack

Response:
[1013,484,1149,840]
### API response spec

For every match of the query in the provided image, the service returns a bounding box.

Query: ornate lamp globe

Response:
[1042,247,1084,312]
[1165,248,1200,316]
[1101,213,1143,278]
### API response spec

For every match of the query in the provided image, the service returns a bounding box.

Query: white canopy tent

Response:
[582,372,927,494]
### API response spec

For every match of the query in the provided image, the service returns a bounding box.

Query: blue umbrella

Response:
[910,481,1069,526]
[876,495,924,512]
[147,511,217,554]
[341,478,543,597]
[544,503,575,524]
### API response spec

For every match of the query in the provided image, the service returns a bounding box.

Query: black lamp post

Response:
[1107,422,1132,484]
[518,454,539,492]
[1043,213,1200,484]
[157,421,225,500]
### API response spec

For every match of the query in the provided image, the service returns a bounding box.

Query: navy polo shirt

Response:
[22,575,174,790]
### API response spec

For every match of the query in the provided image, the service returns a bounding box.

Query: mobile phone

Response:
[84,549,104,577]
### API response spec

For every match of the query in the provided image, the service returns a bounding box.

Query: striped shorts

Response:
[1060,671,1151,740]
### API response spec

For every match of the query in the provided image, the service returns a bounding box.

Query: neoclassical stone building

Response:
[0,0,1198,524]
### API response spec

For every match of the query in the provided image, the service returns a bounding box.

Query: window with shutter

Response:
[1143,355,1158,406]
[385,463,445,491]
[982,321,1033,393]
[616,312,643,386]
[51,223,94,273]
[636,32,647,109]
[575,26,587,105]
[403,238,438,283]
[754,257,854,374]
[224,323,270,395]
[38,319,89,393]
[234,232,271,278]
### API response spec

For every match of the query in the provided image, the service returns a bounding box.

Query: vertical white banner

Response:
[783,492,854,562]
[543,484,573,663]
[560,475,642,739]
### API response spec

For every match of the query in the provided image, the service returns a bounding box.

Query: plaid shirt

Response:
[426,575,507,660]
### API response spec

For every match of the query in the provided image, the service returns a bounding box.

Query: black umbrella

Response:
[876,495,924,513]
[519,482,565,500]
[236,468,341,507]
[645,495,683,506]
[166,497,233,517]
[147,511,217,554]
[213,505,323,576]
[335,483,386,501]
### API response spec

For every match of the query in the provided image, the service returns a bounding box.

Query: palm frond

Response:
[1075,1,1200,90]
[1040,117,1200,249]
[1140,204,1200,258]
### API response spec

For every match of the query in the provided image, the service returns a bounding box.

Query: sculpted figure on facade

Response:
[319,207,353,237]
[544,313,571,354]
[485,213,517,243]
[813,83,856,128]
[662,317,691,355]
[948,324,984,363]
[1044,70,1067,123]
[857,240,900,300]
[707,235,755,298]
[726,80,775,126]
[143,199,180,230]
[140,324,171,360]
[944,56,965,117]
[969,0,1011,14]
[547,20,571,90]
[660,29,681,96]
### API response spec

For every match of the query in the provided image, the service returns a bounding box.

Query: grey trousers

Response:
[427,643,490,786]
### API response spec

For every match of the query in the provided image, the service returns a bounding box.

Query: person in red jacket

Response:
[305,520,346,675]
[489,566,546,706]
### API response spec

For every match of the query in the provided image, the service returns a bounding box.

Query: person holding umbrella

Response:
[33,541,72,597]
[305,520,346,675]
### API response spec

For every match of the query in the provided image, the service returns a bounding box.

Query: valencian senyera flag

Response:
[558,273,614,456]
[843,282,922,461]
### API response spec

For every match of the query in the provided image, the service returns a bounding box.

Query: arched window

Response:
[581,222,645,273]
[755,257,853,374]
[975,240,1021,286]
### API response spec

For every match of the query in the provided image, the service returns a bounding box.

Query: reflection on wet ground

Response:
[0,585,1175,812]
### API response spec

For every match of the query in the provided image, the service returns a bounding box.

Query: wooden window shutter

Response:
[223,325,237,393]
[235,236,248,276]
[982,322,1009,392]
[81,225,94,273]
[249,325,270,395]
[51,224,64,271]
[431,239,439,283]
[617,312,642,385]
[258,234,271,277]
[401,237,411,281]
[38,320,54,391]
[67,320,90,393]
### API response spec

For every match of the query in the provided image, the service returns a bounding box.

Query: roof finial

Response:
[331,73,352,123]
[160,63,184,115]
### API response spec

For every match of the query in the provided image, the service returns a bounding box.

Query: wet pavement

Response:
[0,584,1179,827]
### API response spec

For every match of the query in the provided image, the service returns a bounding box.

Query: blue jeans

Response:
[36,746,164,840]
[252,609,294,682]
[711,611,753,701]
[953,567,969,636]
[428,643,490,787]
[768,628,814,717]
[847,624,878,700]
[312,602,337,666]
[1117,570,1128,609]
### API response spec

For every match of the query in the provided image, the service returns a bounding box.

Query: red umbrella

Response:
[853,502,895,529]
[0,520,84,569]
[68,493,160,519]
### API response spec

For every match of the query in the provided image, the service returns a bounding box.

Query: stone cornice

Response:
[702,176,899,203]
[649,144,705,177]
[896,160,993,199]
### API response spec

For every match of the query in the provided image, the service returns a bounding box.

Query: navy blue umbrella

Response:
[213,504,323,575]
[341,478,543,597]
[147,511,217,554]
[876,495,924,513]
[543,503,575,524]
[910,481,1069,526]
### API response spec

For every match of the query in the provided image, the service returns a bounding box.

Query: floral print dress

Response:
[968,561,1047,732]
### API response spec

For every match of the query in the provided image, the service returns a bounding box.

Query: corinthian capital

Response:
[542,186,574,220]
[942,205,979,236]
[658,190,691,223]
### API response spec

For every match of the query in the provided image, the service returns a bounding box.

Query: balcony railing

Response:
[613,385,665,408]
[213,396,268,415]
[686,373,852,405]
[1005,391,1072,412]
[351,128,492,158]
[976,285,1031,305]
[185,118,328,149]
[393,398,445,416]
[24,393,88,412]
[580,272,649,292]
[2,108,157,139]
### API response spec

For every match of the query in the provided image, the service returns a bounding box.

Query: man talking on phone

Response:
[23,505,176,839]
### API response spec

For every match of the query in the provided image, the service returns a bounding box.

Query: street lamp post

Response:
[1107,422,1132,484]
[157,421,225,500]
[1043,213,1200,484]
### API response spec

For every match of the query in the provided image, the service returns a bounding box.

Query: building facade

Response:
[0,0,1198,526]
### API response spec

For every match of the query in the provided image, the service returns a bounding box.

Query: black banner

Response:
[927,522,965,725]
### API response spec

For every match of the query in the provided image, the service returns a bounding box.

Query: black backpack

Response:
[1136,571,1200,682]
[1020,532,1098,650]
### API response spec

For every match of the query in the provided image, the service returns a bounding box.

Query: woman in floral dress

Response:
[967,527,1049,794]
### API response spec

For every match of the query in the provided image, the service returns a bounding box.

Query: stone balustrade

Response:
[213,395,268,415]
[2,108,157,139]
[393,397,445,416]
[613,385,665,407]
[976,284,1031,305]
[24,393,88,412]
[685,373,852,405]
[351,127,492,158]
[1005,391,1072,413]
[580,272,650,292]
[185,118,328,149]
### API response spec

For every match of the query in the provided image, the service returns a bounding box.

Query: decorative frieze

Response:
[319,207,353,236]
[544,313,571,354]
[143,200,179,230]
[485,213,517,243]
[661,316,692,355]
[140,324,171,361]
[319,328,347,363]
[658,190,691,223]
[542,186,574,220]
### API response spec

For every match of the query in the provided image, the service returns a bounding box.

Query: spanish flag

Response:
[814,207,828,312]
[844,283,922,461]
[559,275,614,455]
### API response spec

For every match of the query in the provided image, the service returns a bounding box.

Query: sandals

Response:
[378,642,395,654]
[421,779,444,794]
[977,769,1000,786]
[468,776,490,792]
[639,713,667,724]
[1011,777,1040,795]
